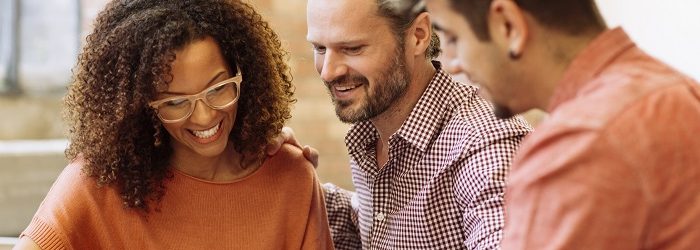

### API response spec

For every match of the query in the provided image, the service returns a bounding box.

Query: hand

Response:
[266,127,319,168]
[302,145,319,169]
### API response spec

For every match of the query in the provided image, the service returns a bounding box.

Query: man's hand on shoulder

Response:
[266,126,319,168]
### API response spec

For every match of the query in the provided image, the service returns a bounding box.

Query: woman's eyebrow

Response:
[161,71,227,95]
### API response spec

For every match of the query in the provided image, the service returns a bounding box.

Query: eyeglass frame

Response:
[148,72,242,123]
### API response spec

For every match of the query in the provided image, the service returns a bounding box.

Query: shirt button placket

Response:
[375,212,386,221]
[371,168,390,247]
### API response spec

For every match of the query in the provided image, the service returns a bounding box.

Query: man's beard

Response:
[477,86,516,119]
[325,48,410,123]
[493,103,516,119]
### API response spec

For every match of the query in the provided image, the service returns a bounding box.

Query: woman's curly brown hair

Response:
[64,0,294,211]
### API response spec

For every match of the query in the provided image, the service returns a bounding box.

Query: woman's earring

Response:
[154,125,163,147]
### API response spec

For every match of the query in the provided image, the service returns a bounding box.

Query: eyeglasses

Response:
[149,73,242,123]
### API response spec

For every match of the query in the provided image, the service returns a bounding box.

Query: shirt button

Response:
[376,212,386,221]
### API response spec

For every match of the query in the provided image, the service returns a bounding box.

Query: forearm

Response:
[460,175,506,249]
[504,159,645,247]
[502,128,647,249]
[322,183,361,249]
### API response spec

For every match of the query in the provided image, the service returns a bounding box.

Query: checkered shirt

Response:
[324,66,532,249]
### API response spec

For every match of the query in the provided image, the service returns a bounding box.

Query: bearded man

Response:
[306,0,531,248]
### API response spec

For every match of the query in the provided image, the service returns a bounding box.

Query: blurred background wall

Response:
[0,0,699,240]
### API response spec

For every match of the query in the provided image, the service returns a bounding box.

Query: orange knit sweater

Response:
[21,145,334,249]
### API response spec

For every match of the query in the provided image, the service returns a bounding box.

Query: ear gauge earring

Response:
[509,50,521,60]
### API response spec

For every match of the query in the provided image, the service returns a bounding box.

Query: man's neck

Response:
[532,29,605,110]
[371,60,436,167]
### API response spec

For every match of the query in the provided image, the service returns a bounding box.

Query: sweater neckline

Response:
[170,158,269,185]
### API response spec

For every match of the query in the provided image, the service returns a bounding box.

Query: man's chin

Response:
[337,114,360,124]
[335,106,366,124]
[493,104,516,119]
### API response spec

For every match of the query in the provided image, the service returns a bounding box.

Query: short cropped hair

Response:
[453,0,605,40]
[377,0,442,58]
[399,0,605,41]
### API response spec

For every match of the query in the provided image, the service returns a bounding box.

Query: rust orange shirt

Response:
[503,28,700,249]
[21,145,334,249]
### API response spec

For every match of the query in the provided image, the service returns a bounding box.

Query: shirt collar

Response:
[395,64,454,151]
[346,62,454,154]
[547,27,636,112]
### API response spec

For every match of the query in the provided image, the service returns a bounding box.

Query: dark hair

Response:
[64,0,294,211]
[447,0,606,41]
[376,0,441,59]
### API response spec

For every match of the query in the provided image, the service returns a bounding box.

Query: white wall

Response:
[596,0,700,80]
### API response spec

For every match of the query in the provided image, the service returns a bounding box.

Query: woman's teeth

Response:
[192,122,220,139]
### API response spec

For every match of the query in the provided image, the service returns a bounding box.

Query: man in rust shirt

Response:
[401,0,700,248]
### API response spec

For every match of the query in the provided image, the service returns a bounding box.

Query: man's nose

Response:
[319,51,348,83]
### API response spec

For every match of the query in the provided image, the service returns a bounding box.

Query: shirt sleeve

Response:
[322,183,361,249]
[502,127,646,249]
[20,216,66,250]
[455,131,524,249]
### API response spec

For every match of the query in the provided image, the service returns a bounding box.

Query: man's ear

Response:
[407,12,432,57]
[488,0,529,58]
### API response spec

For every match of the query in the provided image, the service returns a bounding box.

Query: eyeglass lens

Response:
[156,81,238,121]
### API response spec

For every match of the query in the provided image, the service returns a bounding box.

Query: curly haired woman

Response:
[15,0,333,249]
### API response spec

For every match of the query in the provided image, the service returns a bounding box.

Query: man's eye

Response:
[313,45,326,54]
[344,46,364,55]
[437,30,457,44]
[445,35,457,44]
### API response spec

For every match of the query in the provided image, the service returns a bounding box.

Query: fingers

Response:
[265,134,285,156]
[303,145,319,169]
[266,127,319,169]
[266,126,301,156]
[282,126,301,147]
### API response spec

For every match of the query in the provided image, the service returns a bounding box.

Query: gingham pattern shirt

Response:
[324,65,531,249]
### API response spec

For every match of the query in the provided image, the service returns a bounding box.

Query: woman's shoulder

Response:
[48,158,94,196]
[39,156,128,221]
[38,158,113,212]
[262,144,317,182]
[22,158,118,249]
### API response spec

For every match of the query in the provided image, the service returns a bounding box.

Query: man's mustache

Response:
[324,74,370,87]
